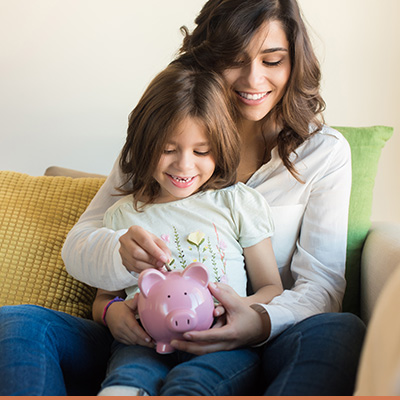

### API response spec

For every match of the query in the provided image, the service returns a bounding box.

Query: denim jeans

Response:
[260,312,366,395]
[102,341,261,396]
[0,305,113,396]
[0,305,365,396]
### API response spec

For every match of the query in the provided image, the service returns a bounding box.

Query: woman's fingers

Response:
[170,337,235,355]
[170,282,271,355]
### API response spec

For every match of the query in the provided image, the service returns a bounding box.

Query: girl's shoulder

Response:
[217,182,270,209]
[104,194,135,216]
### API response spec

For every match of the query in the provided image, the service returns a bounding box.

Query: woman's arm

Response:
[261,132,352,340]
[62,156,170,290]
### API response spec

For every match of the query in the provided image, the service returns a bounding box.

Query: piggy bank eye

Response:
[184,292,187,295]
[167,295,171,298]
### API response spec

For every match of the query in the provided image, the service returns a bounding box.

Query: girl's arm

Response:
[93,288,154,348]
[242,237,283,306]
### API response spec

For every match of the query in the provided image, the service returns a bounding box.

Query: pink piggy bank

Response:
[138,262,214,354]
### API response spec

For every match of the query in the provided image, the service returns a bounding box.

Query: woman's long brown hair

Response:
[178,0,325,180]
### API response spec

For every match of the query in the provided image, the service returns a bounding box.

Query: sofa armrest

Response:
[44,166,107,179]
[360,221,400,323]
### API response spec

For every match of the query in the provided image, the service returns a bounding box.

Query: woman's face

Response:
[223,20,291,123]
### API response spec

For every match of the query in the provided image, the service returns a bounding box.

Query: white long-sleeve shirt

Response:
[62,125,351,340]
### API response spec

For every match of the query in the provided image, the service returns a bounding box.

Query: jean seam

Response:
[39,319,56,395]
[273,331,302,396]
[211,352,260,396]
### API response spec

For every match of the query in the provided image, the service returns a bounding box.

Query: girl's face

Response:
[153,117,216,203]
[223,20,291,123]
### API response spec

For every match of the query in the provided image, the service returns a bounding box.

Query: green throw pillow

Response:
[333,125,393,315]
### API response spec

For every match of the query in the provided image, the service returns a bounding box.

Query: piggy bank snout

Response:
[167,309,197,332]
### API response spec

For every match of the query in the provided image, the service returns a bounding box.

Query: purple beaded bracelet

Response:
[102,296,124,326]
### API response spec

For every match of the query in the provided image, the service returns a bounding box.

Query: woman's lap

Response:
[0,306,364,396]
[261,312,366,395]
[0,304,113,396]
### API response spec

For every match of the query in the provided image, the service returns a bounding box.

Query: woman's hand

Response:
[170,282,271,355]
[106,294,155,348]
[119,225,171,274]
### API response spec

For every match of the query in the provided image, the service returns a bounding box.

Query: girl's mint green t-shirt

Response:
[104,182,274,299]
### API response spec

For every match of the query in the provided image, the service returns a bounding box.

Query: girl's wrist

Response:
[102,296,124,326]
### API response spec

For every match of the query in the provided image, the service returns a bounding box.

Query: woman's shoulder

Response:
[297,124,351,163]
[310,124,350,150]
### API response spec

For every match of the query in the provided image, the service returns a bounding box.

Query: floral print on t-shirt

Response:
[161,224,228,284]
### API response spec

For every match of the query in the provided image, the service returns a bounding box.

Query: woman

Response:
[0,0,365,395]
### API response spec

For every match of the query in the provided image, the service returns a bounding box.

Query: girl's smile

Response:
[166,173,197,188]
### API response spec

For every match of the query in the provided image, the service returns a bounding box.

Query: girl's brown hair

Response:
[119,62,240,209]
[178,0,325,180]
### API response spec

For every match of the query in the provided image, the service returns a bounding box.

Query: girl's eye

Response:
[163,149,175,154]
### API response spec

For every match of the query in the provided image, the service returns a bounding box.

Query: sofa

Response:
[0,126,399,389]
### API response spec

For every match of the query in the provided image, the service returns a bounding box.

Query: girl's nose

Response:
[175,152,194,170]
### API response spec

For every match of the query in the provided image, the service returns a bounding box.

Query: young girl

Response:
[92,62,282,396]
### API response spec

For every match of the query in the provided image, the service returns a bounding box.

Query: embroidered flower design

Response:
[161,234,170,243]
[187,231,205,247]
[213,223,227,277]
[187,231,206,264]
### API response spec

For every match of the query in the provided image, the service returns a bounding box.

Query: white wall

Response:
[1,0,399,223]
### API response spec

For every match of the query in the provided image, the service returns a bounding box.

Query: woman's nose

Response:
[243,61,265,87]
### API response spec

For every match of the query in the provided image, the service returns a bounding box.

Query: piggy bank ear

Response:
[138,269,166,298]
[183,262,209,287]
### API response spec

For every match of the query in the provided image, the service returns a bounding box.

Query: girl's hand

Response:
[105,294,155,348]
[119,225,171,274]
[170,282,271,355]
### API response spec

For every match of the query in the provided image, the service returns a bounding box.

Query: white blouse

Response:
[62,125,351,340]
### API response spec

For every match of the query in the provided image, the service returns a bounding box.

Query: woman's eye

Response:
[194,150,211,156]
[263,60,283,67]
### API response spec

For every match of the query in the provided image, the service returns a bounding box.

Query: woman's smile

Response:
[236,91,271,104]
[223,20,291,123]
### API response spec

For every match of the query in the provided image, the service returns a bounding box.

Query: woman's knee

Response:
[0,305,49,337]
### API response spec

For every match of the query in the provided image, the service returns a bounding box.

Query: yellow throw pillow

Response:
[0,171,106,318]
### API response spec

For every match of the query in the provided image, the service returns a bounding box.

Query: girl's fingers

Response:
[119,226,171,272]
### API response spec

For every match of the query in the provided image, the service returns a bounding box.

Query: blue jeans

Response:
[0,305,113,396]
[0,305,364,396]
[102,341,261,396]
[260,312,366,395]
